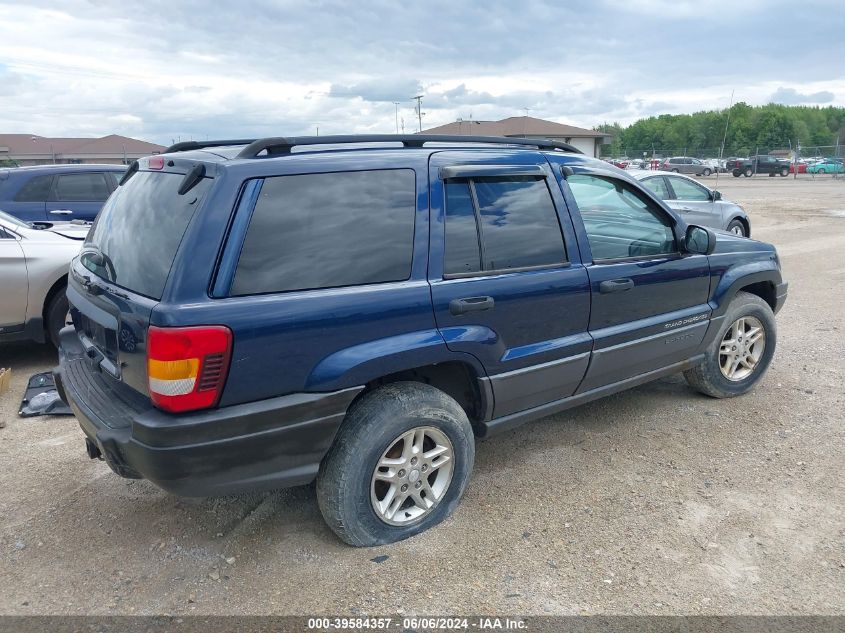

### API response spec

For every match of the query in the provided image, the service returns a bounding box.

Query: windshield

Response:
[80,171,211,300]
[0,209,31,229]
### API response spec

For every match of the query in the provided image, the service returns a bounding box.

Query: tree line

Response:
[596,102,845,158]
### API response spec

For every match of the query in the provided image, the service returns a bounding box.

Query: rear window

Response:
[80,171,211,299]
[231,169,415,295]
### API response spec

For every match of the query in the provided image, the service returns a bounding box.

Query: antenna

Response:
[412,95,424,133]
[393,102,400,134]
[714,90,734,194]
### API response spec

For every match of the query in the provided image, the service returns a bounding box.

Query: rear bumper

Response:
[774,281,788,314]
[54,326,362,497]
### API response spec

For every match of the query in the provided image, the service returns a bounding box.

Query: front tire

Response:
[703,168,712,176]
[317,382,475,546]
[45,288,70,348]
[780,167,789,177]
[818,168,826,174]
[744,167,754,177]
[684,291,776,398]
[726,219,746,237]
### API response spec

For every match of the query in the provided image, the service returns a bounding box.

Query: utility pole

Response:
[393,102,400,134]
[413,95,424,133]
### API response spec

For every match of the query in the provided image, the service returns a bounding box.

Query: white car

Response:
[0,210,89,345]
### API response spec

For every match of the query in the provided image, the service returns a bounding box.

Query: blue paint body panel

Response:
[63,142,786,419]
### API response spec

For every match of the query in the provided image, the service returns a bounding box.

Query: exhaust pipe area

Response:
[85,438,102,460]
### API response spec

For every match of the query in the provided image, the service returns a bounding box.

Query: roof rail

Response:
[163,139,257,154]
[232,135,582,158]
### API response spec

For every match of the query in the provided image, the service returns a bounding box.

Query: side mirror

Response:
[712,190,722,201]
[684,225,716,255]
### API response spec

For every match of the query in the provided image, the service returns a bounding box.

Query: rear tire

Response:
[317,382,475,546]
[684,292,776,398]
[45,288,69,348]
[818,168,826,174]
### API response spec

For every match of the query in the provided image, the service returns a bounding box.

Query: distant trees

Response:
[596,103,845,158]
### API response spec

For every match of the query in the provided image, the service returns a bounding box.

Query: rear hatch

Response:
[66,168,212,396]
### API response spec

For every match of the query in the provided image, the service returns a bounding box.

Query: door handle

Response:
[50,209,74,215]
[599,278,634,293]
[678,206,693,212]
[449,296,494,316]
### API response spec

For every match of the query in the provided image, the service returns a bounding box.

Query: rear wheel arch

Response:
[42,274,69,344]
[353,361,489,431]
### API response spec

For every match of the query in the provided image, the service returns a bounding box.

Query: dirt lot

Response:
[1,175,843,616]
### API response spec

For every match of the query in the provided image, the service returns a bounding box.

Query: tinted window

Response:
[81,171,211,299]
[473,177,566,271]
[54,172,111,201]
[668,176,710,201]
[641,176,671,200]
[567,174,676,261]
[444,181,481,274]
[232,170,415,295]
[14,175,52,202]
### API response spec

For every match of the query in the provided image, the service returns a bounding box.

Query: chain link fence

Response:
[602,145,842,161]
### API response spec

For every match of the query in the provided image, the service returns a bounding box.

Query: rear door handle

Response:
[449,296,494,316]
[50,209,74,215]
[599,278,634,294]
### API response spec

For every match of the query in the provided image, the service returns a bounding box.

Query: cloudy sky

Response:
[1,0,843,145]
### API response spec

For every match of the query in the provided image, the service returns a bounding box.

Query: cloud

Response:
[0,1,843,143]
[770,87,835,105]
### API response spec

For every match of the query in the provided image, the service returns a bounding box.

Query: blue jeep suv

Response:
[54,135,788,546]
[0,164,125,222]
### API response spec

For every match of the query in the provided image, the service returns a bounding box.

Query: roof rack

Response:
[163,135,582,158]
[163,139,257,154]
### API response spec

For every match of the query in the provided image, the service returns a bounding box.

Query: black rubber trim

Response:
[478,356,704,438]
[55,329,363,496]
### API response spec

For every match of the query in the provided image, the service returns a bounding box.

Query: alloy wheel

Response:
[370,426,454,526]
[719,316,766,381]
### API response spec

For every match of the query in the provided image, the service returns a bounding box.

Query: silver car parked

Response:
[660,156,713,176]
[631,170,750,237]
[0,210,88,345]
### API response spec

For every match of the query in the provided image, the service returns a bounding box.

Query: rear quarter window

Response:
[231,169,416,295]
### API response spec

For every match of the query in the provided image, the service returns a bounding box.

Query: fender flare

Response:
[710,266,782,318]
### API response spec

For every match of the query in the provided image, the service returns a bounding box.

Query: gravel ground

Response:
[1,176,843,616]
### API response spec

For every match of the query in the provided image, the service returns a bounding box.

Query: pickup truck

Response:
[727,155,791,177]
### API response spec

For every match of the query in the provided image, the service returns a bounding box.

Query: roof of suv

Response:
[155,135,584,165]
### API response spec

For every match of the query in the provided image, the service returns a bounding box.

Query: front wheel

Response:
[780,167,789,177]
[317,382,475,546]
[726,219,746,237]
[684,291,776,398]
[818,168,826,174]
[744,167,754,177]
[671,168,680,173]
[702,168,712,176]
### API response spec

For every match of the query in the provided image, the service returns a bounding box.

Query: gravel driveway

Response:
[1,176,843,616]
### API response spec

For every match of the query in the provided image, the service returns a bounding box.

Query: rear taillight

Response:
[147,325,232,413]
